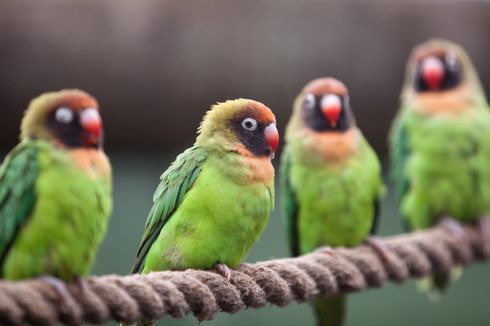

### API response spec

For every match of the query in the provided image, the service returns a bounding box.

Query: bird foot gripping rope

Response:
[0,219,488,326]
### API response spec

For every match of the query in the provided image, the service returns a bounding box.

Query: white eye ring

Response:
[303,93,315,110]
[55,107,74,124]
[445,53,458,70]
[241,117,258,131]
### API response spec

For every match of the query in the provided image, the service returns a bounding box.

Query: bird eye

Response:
[445,53,459,71]
[303,93,315,110]
[55,107,74,124]
[241,118,258,131]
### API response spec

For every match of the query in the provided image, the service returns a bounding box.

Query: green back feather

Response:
[282,128,382,326]
[131,147,207,274]
[282,131,383,253]
[390,104,490,230]
[280,147,300,256]
[389,113,411,203]
[0,140,112,280]
[0,143,39,270]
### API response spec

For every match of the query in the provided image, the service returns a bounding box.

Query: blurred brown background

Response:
[1,0,490,156]
[1,1,490,326]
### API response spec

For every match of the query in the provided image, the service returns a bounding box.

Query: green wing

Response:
[0,142,39,270]
[131,146,207,274]
[280,147,300,257]
[390,114,411,203]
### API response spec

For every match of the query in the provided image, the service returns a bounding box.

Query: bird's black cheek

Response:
[232,125,270,157]
[443,62,462,90]
[302,105,351,132]
[242,131,270,157]
[414,66,426,92]
[305,114,328,131]
[47,116,85,148]
[414,63,463,92]
[302,105,328,132]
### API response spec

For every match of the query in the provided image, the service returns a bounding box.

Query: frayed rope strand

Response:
[0,220,489,326]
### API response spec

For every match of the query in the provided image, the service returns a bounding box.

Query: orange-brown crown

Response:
[21,89,100,141]
[303,78,349,97]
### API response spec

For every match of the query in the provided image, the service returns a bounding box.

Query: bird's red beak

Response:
[264,123,279,157]
[80,108,103,146]
[321,94,342,128]
[421,56,445,90]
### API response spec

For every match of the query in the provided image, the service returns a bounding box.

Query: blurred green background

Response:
[1,0,490,325]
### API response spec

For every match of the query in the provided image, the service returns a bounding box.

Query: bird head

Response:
[21,89,104,149]
[196,99,279,159]
[404,39,481,95]
[298,77,354,132]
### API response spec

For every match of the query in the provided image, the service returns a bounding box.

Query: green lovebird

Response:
[130,99,278,277]
[0,89,112,281]
[281,78,384,326]
[390,39,490,298]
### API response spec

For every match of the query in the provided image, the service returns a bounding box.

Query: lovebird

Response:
[130,99,278,285]
[281,78,384,326]
[390,39,490,298]
[0,89,112,283]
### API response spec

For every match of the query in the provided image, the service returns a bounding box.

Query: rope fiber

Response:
[0,220,489,326]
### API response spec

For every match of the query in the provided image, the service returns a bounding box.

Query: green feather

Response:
[282,122,383,326]
[391,104,490,229]
[283,134,383,253]
[132,144,274,275]
[131,147,207,274]
[280,148,300,256]
[390,115,411,203]
[0,142,39,267]
[128,99,276,326]
[0,140,112,280]
[390,86,490,295]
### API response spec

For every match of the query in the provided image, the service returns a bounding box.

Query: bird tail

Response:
[313,294,346,326]
[416,266,463,302]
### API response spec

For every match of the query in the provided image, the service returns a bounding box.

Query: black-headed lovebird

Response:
[0,90,112,282]
[129,99,278,325]
[390,39,490,299]
[281,78,384,326]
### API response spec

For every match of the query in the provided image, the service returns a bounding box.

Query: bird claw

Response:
[38,275,71,302]
[364,237,392,264]
[213,263,232,281]
[439,216,468,242]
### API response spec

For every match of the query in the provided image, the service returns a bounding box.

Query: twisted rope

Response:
[0,221,489,326]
